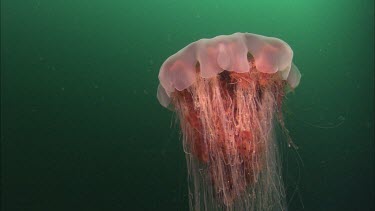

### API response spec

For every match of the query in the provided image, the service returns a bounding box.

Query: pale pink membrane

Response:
[157,32,300,107]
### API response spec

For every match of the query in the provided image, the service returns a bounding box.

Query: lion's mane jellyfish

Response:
[157,33,301,211]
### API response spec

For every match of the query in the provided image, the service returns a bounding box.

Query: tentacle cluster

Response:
[172,56,287,211]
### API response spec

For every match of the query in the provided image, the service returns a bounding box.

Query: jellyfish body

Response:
[157,33,300,211]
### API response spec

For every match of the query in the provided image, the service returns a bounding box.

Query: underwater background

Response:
[1,0,374,210]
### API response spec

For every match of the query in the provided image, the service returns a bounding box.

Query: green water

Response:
[1,0,374,210]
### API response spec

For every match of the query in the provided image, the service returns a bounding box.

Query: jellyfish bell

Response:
[158,33,300,105]
[157,32,301,211]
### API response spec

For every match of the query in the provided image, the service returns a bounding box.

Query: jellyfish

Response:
[157,32,301,211]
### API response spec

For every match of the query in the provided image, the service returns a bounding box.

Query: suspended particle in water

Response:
[157,32,301,211]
